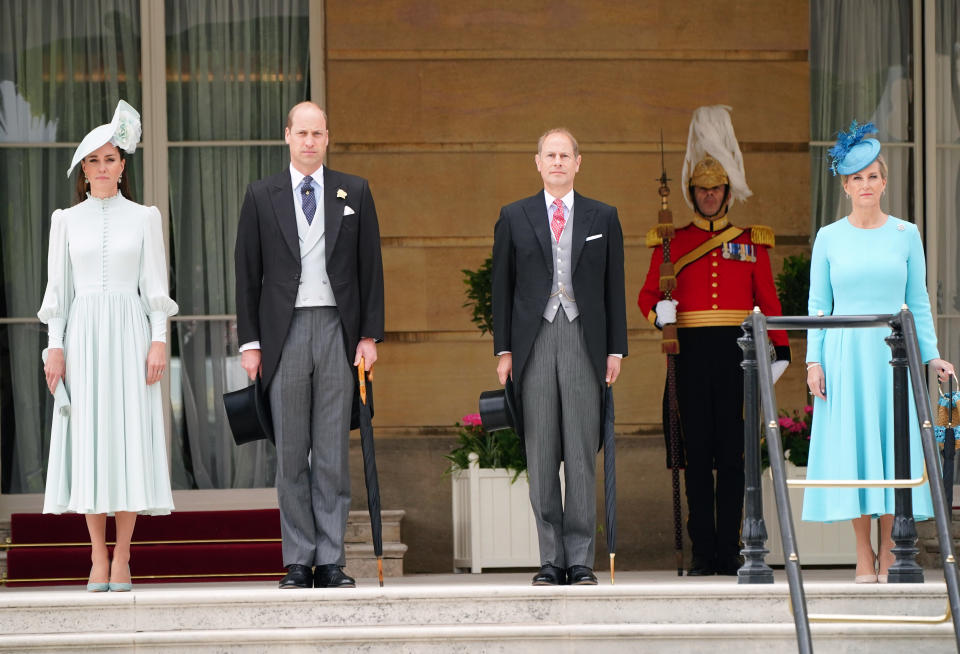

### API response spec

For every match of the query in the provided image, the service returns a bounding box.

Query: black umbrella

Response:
[356,357,384,587]
[602,384,617,584]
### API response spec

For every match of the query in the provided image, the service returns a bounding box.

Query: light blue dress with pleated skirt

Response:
[801,216,937,523]
[38,193,178,516]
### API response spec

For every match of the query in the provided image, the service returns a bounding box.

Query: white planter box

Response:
[451,454,563,572]
[761,462,873,565]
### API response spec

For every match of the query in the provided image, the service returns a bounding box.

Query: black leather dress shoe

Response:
[566,565,598,585]
[279,564,313,589]
[314,564,356,588]
[531,564,566,586]
[715,555,743,576]
[686,557,716,576]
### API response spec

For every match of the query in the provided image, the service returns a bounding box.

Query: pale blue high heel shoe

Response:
[108,565,133,592]
[87,567,109,592]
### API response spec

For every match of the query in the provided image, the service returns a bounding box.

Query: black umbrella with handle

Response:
[356,357,384,587]
[602,384,617,584]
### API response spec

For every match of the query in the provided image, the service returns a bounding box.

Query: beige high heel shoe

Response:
[878,552,894,583]
[855,555,878,584]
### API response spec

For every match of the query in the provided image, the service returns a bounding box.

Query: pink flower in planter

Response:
[804,405,813,415]
[461,413,483,426]
[778,416,794,430]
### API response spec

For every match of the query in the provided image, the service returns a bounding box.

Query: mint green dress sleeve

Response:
[138,206,179,342]
[37,209,73,348]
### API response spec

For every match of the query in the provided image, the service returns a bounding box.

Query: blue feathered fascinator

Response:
[827,120,881,176]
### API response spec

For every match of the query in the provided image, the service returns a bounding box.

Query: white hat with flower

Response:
[66,100,142,177]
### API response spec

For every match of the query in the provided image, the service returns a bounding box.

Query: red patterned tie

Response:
[551,198,565,242]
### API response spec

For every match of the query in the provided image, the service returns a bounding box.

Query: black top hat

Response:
[478,378,524,439]
[223,377,274,446]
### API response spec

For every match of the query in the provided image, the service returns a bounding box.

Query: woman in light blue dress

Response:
[802,121,955,583]
[38,101,178,591]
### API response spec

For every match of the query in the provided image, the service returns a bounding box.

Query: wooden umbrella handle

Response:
[358,357,368,405]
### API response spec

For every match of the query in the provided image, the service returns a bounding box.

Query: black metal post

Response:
[900,309,960,643]
[752,313,812,654]
[885,316,923,583]
[738,323,773,583]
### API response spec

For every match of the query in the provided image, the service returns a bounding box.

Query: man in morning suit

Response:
[492,128,628,586]
[235,101,384,589]
[638,105,789,576]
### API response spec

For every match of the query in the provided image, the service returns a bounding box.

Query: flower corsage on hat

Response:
[67,100,142,177]
[827,119,881,176]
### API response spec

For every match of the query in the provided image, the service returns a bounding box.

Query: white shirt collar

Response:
[290,164,324,190]
[544,188,574,213]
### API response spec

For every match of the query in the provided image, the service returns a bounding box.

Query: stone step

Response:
[0,582,951,633]
[0,622,953,654]
[344,509,403,544]
[0,573,956,652]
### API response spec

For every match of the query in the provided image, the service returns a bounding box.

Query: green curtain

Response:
[165,0,309,489]
[0,0,141,493]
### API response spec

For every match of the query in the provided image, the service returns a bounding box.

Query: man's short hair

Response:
[286,102,329,130]
[537,128,579,156]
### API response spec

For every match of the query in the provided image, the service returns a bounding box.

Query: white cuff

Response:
[149,311,168,343]
[47,318,66,349]
[240,341,261,352]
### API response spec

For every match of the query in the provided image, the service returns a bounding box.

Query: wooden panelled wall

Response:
[327,0,811,432]
[326,1,811,571]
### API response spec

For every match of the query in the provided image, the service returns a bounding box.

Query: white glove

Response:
[771,360,789,384]
[655,299,678,327]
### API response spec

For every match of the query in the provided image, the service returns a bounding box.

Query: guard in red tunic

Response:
[638,106,790,576]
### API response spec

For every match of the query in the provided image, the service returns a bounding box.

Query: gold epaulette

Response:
[749,225,775,247]
[646,226,661,248]
[646,223,692,248]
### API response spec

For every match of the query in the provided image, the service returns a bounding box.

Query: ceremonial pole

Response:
[656,131,684,576]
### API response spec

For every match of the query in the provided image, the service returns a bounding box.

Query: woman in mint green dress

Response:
[802,121,954,583]
[38,101,178,591]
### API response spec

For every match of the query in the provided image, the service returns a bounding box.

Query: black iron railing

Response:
[737,308,960,653]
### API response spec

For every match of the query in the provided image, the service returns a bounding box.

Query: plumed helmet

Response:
[681,105,752,212]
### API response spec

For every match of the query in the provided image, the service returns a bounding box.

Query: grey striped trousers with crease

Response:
[521,311,601,569]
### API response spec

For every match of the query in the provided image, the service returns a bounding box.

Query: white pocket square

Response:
[343,205,355,216]
[585,233,603,241]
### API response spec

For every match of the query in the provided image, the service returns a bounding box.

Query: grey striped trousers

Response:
[521,312,601,568]
[269,307,353,567]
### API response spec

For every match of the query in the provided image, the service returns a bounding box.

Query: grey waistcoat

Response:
[543,207,578,322]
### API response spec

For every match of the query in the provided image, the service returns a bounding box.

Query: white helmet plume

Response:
[680,105,752,211]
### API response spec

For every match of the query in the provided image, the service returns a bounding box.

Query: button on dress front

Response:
[37,193,178,515]
[801,216,937,523]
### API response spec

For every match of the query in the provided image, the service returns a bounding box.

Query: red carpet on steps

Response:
[5,509,285,587]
